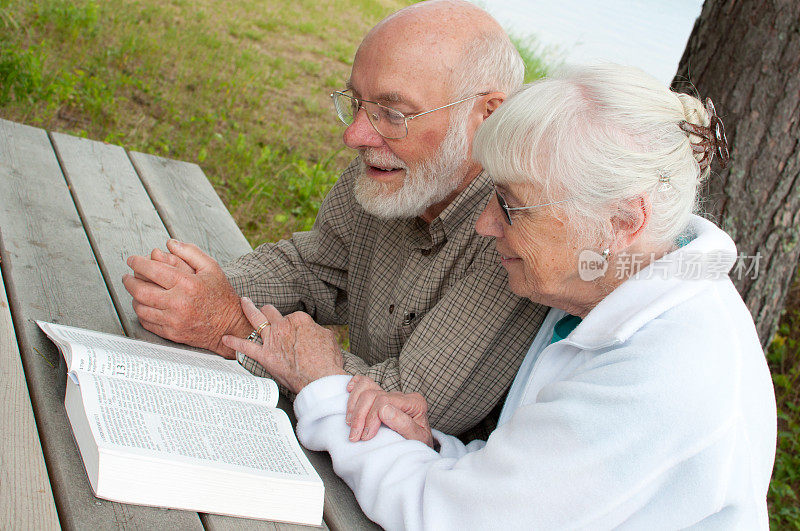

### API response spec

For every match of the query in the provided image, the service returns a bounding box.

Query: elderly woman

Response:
[228,64,776,529]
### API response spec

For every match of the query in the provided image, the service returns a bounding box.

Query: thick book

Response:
[37,320,324,526]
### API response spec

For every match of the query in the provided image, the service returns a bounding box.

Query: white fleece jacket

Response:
[294,215,776,530]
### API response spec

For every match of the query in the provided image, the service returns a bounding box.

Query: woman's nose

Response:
[476,193,505,239]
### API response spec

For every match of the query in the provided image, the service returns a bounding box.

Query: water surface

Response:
[476,0,703,85]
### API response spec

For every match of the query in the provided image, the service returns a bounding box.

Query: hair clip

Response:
[657,169,672,192]
[678,98,730,172]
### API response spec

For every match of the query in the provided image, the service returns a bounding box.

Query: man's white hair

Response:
[474,63,714,249]
[451,31,524,99]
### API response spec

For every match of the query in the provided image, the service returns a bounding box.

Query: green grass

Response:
[0,0,414,242]
[768,278,800,529]
[511,33,560,83]
[0,0,555,242]
[1,0,797,526]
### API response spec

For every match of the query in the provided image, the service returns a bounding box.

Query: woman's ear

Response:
[610,195,650,252]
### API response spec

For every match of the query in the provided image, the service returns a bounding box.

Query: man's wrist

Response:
[214,304,254,358]
[230,310,254,338]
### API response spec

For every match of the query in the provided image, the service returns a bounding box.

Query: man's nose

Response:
[343,108,386,149]
[476,194,505,239]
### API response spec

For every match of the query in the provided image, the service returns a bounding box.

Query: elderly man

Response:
[123,0,546,436]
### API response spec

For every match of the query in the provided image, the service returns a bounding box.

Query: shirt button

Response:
[421,248,431,256]
[389,304,395,314]
[402,312,416,325]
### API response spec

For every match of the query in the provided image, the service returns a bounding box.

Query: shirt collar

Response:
[437,170,492,238]
[405,171,491,250]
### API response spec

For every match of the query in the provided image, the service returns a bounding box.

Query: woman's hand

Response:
[346,374,434,448]
[222,297,347,393]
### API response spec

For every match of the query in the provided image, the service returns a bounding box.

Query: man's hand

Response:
[222,297,348,394]
[345,374,434,448]
[122,239,251,357]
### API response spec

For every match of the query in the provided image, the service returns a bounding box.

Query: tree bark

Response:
[672,0,800,347]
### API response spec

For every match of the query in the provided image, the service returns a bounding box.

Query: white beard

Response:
[353,106,472,219]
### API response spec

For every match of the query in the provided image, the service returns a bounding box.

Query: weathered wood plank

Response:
[128,151,251,263]
[50,132,176,345]
[0,118,203,530]
[278,398,381,531]
[0,266,59,530]
[52,132,318,531]
[131,151,379,531]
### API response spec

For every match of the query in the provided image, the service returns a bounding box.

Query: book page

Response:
[75,372,318,481]
[38,321,278,407]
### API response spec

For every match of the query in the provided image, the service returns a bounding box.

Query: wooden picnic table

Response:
[0,118,379,530]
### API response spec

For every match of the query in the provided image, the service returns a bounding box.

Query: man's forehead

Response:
[347,48,453,106]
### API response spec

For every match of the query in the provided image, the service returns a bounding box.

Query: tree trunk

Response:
[672,0,800,347]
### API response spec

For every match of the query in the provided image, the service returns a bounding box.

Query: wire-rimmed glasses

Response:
[331,89,489,140]
[492,180,571,225]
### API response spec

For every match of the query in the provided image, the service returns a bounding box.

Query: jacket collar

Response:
[567,215,738,350]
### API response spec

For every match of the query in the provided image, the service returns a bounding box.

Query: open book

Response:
[37,320,324,526]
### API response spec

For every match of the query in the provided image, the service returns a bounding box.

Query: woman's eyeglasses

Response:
[492,181,571,225]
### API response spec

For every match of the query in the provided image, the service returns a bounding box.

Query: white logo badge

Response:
[578,249,608,281]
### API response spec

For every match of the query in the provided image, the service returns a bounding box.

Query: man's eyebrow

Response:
[343,82,406,106]
[378,92,403,104]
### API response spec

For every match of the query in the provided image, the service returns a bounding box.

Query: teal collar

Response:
[550,314,582,344]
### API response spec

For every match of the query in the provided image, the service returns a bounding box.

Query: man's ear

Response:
[610,195,650,252]
[481,92,506,120]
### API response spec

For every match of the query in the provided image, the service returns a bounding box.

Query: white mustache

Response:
[360,149,407,171]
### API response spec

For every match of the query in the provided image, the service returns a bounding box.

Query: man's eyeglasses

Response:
[331,89,489,140]
[492,181,571,225]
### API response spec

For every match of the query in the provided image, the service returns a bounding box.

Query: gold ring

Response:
[254,321,270,334]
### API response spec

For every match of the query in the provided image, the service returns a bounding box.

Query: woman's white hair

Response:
[474,63,713,249]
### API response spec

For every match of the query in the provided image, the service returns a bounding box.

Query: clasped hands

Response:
[123,240,346,393]
[123,240,433,439]
[344,374,435,448]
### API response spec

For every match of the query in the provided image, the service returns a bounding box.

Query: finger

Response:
[259,305,292,348]
[126,255,182,290]
[131,299,168,324]
[239,297,270,329]
[349,390,380,441]
[346,377,360,424]
[359,392,422,441]
[346,375,379,424]
[361,396,386,441]
[151,248,168,262]
[126,255,149,281]
[399,392,429,418]
[222,334,263,359]
[122,274,169,309]
[379,404,430,445]
[167,253,196,275]
[259,304,284,326]
[137,318,174,342]
[152,248,195,274]
[166,239,217,272]
[133,270,152,282]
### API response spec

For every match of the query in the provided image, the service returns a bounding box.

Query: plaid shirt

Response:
[223,158,547,435]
